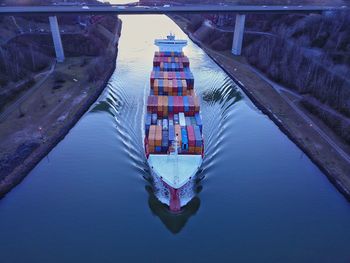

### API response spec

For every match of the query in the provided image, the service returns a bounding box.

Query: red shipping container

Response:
[152,96,157,112]
[177,96,182,113]
[187,125,195,147]
[148,96,153,112]
[148,96,152,112]
[168,112,174,120]
[194,96,200,112]
[153,96,157,113]
[172,79,177,91]
[173,96,177,113]
[188,96,195,112]
[174,96,180,113]
[178,96,184,112]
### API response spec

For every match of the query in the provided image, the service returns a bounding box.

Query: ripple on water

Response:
[101,54,243,208]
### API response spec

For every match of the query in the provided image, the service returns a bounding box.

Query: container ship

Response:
[144,34,204,212]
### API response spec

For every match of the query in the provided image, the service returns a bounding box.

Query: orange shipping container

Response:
[155,126,162,146]
[168,79,172,93]
[149,146,155,153]
[194,96,200,112]
[149,125,156,134]
[148,125,156,146]
[163,96,168,113]
[157,96,162,112]
[149,136,155,146]
[165,79,169,92]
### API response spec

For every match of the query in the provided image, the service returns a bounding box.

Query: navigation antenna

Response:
[167,31,175,40]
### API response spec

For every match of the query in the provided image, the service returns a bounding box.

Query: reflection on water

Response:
[91,100,115,117]
[146,185,201,234]
[202,77,241,105]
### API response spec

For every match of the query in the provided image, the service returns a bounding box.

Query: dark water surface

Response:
[1,16,350,263]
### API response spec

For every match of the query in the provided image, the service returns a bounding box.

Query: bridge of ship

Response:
[0,4,347,62]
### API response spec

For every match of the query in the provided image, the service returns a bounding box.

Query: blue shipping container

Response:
[193,125,202,146]
[181,128,188,150]
[151,113,157,125]
[145,113,151,126]
[195,113,202,132]
[168,125,175,143]
[183,96,189,112]
[174,114,179,124]
[168,96,173,112]
[185,117,191,127]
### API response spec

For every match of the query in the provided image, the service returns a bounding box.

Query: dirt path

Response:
[0,62,56,123]
[247,65,350,164]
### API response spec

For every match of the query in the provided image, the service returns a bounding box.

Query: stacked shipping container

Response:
[146,95,200,116]
[150,71,194,89]
[146,51,203,155]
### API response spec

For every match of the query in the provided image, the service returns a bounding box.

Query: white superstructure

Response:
[154,33,188,52]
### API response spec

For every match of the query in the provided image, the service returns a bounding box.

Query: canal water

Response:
[1,15,350,263]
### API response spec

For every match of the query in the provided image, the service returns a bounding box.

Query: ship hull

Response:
[147,162,199,212]
[144,35,204,212]
[145,137,203,212]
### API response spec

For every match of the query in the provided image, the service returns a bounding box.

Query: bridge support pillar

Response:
[49,16,65,62]
[232,14,246,56]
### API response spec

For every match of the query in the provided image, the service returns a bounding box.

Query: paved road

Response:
[0,4,348,16]
[10,16,23,33]
[0,62,56,123]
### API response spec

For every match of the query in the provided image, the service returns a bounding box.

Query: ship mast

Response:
[170,135,180,186]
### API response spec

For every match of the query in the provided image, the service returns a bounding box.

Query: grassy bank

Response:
[170,14,350,200]
[0,17,122,198]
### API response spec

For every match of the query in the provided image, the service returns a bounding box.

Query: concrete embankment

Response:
[170,15,350,201]
[0,18,123,198]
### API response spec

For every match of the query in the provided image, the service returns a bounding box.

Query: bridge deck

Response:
[0,4,348,16]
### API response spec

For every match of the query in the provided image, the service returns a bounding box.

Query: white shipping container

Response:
[162,119,168,131]
[179,112,186,127]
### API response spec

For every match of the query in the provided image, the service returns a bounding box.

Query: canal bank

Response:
[169,15,350,201]
[0,18,122,198]
[1,15,350,262]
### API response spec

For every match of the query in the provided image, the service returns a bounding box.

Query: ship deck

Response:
[148,154,202,189]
